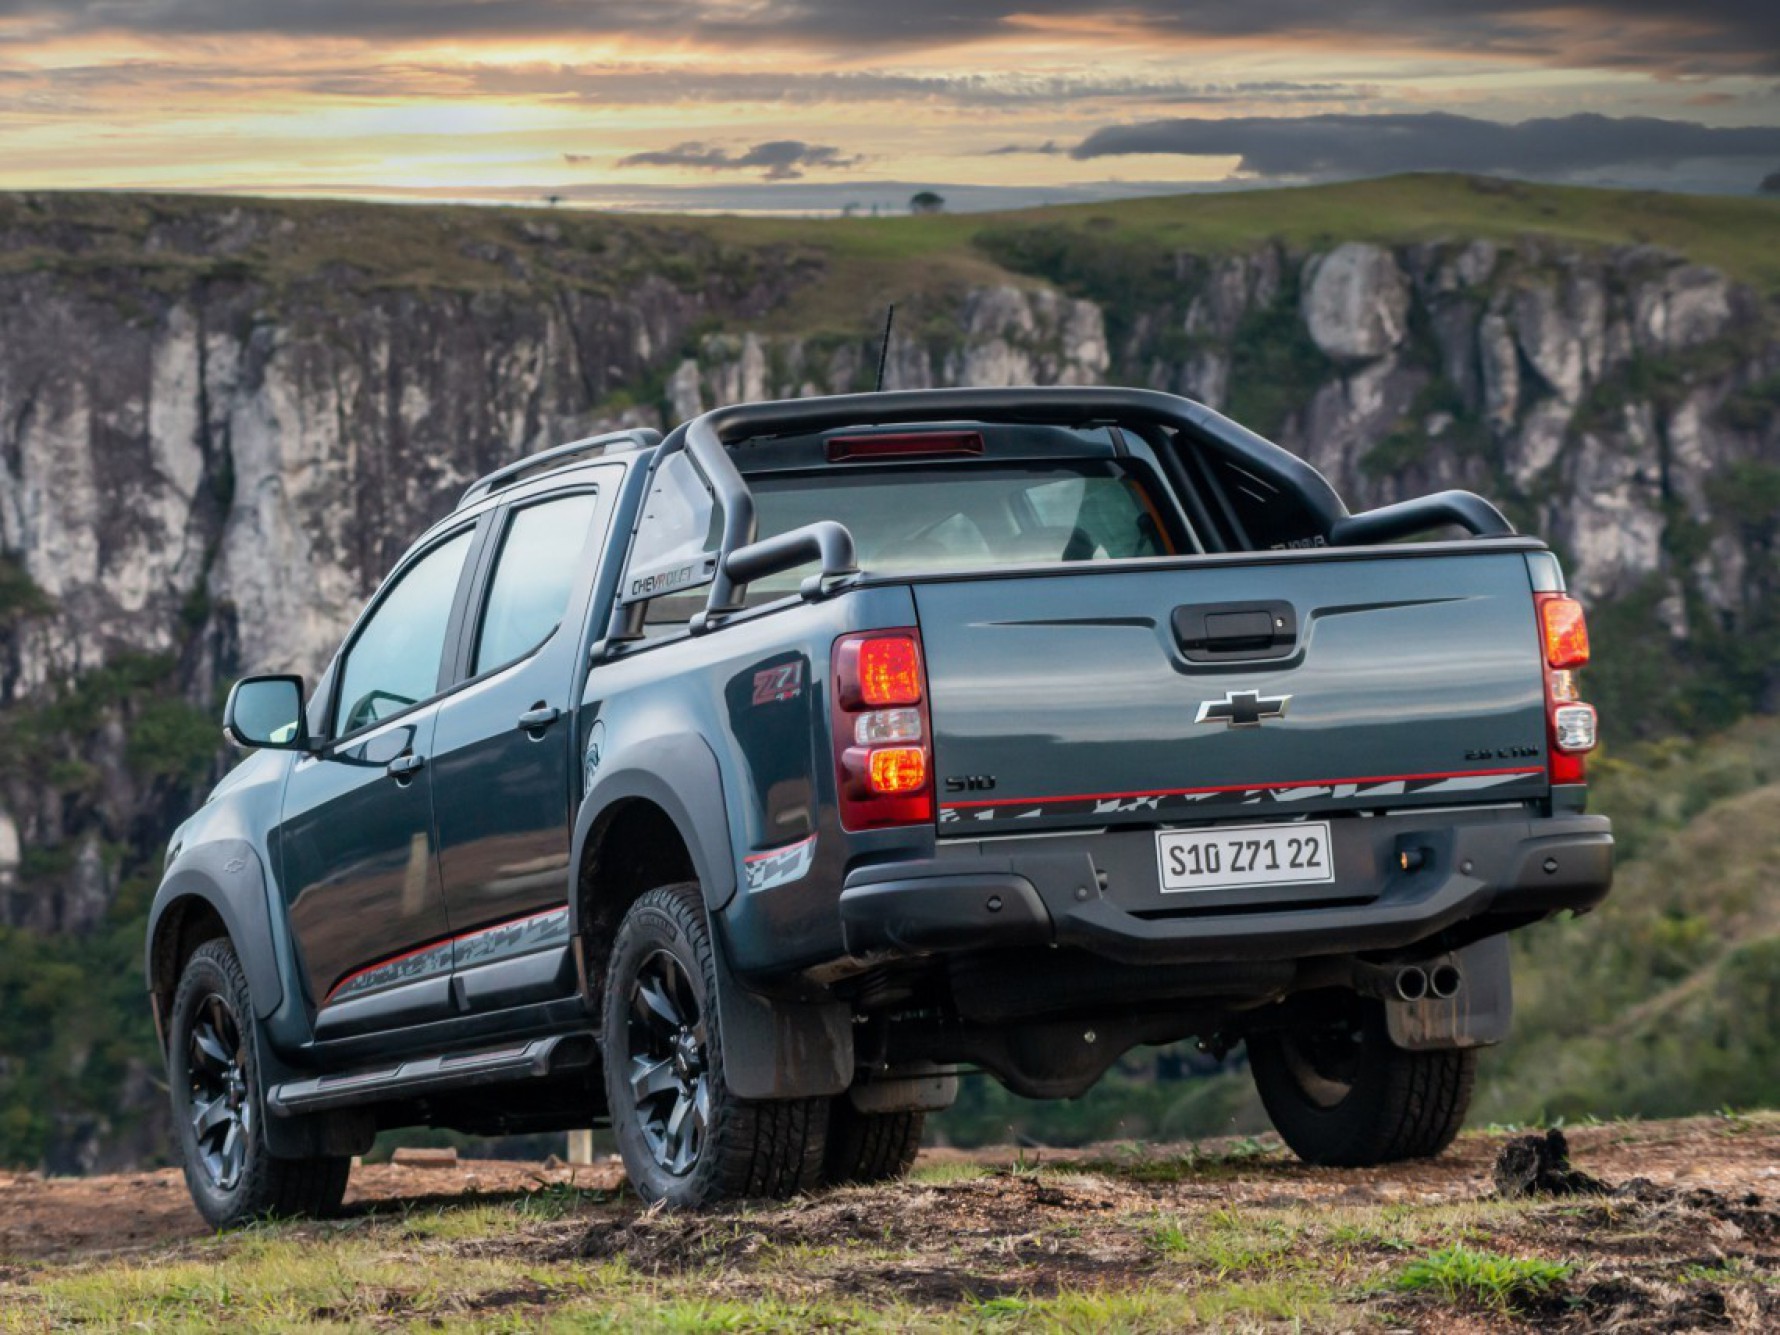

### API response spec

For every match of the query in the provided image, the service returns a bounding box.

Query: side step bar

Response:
[268,1033,597,1116]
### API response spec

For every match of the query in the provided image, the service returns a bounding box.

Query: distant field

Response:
[3,1115,1777,1331]
[8,175,1779,335]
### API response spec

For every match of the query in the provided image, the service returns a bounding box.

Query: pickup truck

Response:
[146,386,1613,1223]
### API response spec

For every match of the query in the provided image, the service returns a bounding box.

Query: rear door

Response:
[429,482,615,1012]
[915,548,1549,835]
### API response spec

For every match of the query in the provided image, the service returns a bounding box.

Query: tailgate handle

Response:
[1172,600,1297,663]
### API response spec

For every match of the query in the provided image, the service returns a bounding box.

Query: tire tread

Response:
[1250,1004,1476,1168]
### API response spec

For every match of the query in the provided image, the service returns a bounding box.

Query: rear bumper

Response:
[838,810,1611,966]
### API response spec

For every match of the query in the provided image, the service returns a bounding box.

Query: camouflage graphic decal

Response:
[939,767,1543,824]
[743,834,817,892]
[324,905,572,1005]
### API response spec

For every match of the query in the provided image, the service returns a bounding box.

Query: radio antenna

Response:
[873,303,896,393]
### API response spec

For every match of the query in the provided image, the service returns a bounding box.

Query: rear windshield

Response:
[751,461,1172,590]
[639,459,1177,628]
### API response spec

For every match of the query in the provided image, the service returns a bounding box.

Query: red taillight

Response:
[826,431,984,463]
[833,630,933,829]
[1535,593,1597,784]
[1540,596,1590,668]
[837,634,923,708]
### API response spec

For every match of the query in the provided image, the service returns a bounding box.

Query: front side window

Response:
[473,492,602,674]
[334,529,474,735]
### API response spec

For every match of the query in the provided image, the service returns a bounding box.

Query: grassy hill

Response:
[8,174,1780,333]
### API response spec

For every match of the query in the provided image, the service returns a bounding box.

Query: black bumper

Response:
[838,811,1612,966]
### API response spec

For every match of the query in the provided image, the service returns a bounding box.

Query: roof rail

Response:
[456,427,663,511]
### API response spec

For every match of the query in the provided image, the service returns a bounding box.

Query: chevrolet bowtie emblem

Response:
[1194,689,1292,728]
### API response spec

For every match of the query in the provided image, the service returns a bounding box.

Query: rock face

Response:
[0,191,1776,1169]
[1301,243,1412,361]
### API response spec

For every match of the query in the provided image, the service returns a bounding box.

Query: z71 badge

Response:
[752,661,803,705]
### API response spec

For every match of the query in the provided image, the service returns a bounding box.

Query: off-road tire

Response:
[824,1102,923,1185]
[1248,999,1476,1167]
[602,882,827,1206]
[169,938,351,1227]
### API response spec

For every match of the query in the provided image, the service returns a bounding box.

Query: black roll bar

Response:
[608,386,1514,642]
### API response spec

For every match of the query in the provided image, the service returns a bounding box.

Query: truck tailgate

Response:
[913,551,1549,833]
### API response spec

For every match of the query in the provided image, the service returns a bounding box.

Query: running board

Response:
[268,1033,597,1116]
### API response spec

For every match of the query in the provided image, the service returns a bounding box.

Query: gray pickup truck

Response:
[147,386,1612,1223]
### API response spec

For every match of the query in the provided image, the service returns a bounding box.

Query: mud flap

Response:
[255,1021,376,1160]
[1385,934,1513,1051]
[711,924,853,1101]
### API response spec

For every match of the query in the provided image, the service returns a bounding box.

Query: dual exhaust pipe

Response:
[1353,958,1464,1003]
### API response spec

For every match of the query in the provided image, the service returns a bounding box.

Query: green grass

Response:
[9,1124,1778,1332]
[1395,1245,1574,1311]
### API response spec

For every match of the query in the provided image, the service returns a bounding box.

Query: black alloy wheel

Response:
[186,992,252,1192]
[168,938,351,1227]
[1274,1018,1366,1110]
[625,949,713,1177]
[601,882,828,1207]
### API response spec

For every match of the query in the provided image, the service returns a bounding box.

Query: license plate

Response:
[1156,821,1334,894]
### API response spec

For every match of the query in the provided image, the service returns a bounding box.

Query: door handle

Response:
[516,705,562,735]
[385,752,427,782]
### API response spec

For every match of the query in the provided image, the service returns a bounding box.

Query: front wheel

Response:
[601,883,827,1206]
[168,939,351,1227]
[1247,998,1476,1167]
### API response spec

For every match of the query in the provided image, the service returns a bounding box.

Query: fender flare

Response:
[145,840,284,1025]
[569,732,737,923]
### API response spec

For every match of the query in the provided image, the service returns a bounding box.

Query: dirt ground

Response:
[3,1115,1779,1330]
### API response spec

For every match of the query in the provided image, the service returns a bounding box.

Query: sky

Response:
[2,1,1778,212]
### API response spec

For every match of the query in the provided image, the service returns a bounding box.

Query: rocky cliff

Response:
[0,184,1775,1168]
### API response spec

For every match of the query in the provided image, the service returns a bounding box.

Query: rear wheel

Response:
[168,939,350,1227]
[602,883,827,1206]
[1248,998,1475,1167]
[824,1102,923,1186]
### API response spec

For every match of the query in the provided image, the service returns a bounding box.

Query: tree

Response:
[1761,171,1780,195]
[909,190,946,215]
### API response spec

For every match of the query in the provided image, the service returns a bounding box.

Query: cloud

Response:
[616,139,863,181]
[467,67,1375,109]
[1069,112,1780,181]
[985,140,1065,156]
[2,1,1776,73]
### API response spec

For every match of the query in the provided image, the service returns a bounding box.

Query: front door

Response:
[278,525,479,1038]
[430,486,611,1011]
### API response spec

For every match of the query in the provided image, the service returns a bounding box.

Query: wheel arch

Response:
[570,731,737,930]
[146,840,285,1044]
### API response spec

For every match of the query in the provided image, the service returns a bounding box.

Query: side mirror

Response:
[224,675,310,750]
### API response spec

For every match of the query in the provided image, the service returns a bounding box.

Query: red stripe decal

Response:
[940,765,1545,811]
[323,904,569,1003]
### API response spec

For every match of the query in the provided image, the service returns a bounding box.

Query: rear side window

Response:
[334,529,474,735]
[623,452,719,603]
[473,491,602,674]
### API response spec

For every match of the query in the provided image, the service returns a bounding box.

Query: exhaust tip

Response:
[1429,963,1463,1000]
[1394,966,1429,1002]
